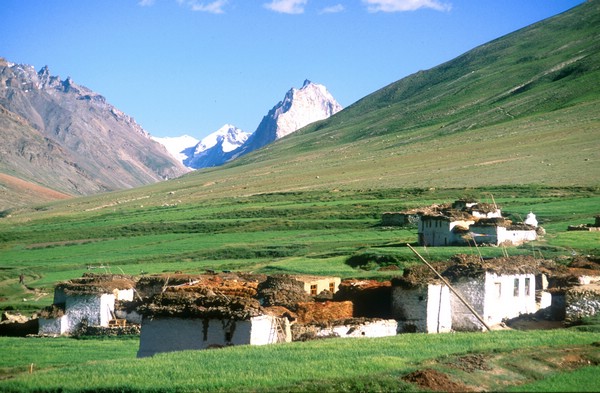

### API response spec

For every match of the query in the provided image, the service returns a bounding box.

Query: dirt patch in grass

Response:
[404,343,600,392]
[403,369,474,392]
[445,353,493,373]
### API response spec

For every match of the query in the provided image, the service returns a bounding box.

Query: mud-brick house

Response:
[137,289,293,357]
[294,275,341,295]
[416,200,538,247]
[392,255,545,332]
[38,274,136,335]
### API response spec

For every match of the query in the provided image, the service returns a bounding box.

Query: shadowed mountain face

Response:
[0,59,188,206]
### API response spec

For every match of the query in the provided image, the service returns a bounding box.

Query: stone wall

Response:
[565,286,600,324]
[292,319,397,340]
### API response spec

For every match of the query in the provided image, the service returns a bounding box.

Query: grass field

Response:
[1,185,599,313]
[1,328,599,392]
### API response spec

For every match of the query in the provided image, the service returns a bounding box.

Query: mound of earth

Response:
[402,369,473,392]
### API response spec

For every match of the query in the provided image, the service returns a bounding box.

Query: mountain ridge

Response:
[227,80,343,162]
[163,80,342,169]
[0,58,188,208]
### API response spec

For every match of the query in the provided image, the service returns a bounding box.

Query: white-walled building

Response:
[136,290,292,357]
[295,275,341,295]
[38,274,135,335]
[392,256,546,332]
[138,314,291,357]
[416,200,538,247]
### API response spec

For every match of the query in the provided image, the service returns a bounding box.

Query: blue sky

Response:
[1,0,585,139]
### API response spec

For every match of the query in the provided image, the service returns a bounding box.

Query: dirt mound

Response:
[296,301,353,323]
[257,275,312,311]
[402,369,474,392]
[445,354,492,373]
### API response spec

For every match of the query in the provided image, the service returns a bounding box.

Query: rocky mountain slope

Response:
[227,80,342,162]
[0,58,188,207]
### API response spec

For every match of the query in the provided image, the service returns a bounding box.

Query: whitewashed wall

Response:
[300,277,341,295]
[38,315,68,335]
[64,293,115,332]
[392,285,452,333]
[469,226,500,245]
[137,316,290,357]
[138,318,208,357]
[450,278,486,331]
[482,272,537,325]
[425,285,452,333]
[451,273,537,330]
[418,218,474,246]
[116,288,134,301]
[497,228,537,246]
[249,315,291,345]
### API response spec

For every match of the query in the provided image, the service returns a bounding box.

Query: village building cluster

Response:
[383,199,543,247]
[19,200,597,356]
[34,252,600,357]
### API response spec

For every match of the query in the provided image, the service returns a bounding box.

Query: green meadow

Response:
[1,186,599,313]
[1,328,599,392]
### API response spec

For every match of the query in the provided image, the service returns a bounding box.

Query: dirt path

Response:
[403,343,600,392]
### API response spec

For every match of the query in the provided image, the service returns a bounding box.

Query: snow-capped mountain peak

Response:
[151,134,200,162]
[194,124,248,154]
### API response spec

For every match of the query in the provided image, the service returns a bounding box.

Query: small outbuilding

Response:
[38,274,136,335]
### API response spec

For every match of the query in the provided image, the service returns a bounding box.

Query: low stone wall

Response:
[565,286,600,325]
[292,318,397,341]
[74,324,141,337]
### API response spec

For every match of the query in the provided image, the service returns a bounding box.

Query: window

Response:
[495,283,501,299]
[513,278,520,297]
[310,284,317,295]
[329,282,335,293]
[525,277,531,296]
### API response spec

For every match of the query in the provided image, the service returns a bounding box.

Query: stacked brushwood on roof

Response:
[56,273,136,295]
[296,301,353,323]
[137,291,262,320]
[135,273,317,320]
[256,274,313,311]
[39,304,65,319]
[393,254,560,289]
